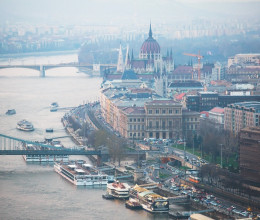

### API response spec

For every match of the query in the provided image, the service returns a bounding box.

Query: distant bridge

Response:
[0,62,116,77]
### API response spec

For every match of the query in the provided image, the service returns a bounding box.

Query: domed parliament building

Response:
[109,24,174,81]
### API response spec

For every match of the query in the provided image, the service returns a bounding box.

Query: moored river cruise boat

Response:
[54,160,108,186]
[106,181,131,199]
[129,185,169,213]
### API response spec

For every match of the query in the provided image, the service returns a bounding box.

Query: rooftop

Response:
[209,107,224,114]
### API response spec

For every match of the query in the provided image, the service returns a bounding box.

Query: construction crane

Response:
[183,51,203,80]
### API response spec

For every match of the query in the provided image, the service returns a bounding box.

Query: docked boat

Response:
[129,185,169,213]
[6,109,16,115]
[106,181,131,199]
[22,141,69,162]
[102,192,114,200]
[125,198,142,210]
[54,160,108,186]
[50,102,59,112]
[16,119,34,131]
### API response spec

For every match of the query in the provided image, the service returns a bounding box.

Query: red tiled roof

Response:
[175,93,186,100]
[200,111,209,117]
[209,107,224,114]
[172,66,193,74]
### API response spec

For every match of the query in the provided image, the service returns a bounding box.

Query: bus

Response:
[189,175,200,183]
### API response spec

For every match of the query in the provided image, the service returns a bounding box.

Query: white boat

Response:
[16,119,34,131]
[54,160,108,186]
[22,141,69,162]
[106,181,131,199]
[6,109,16,115]
[129,185,169,213]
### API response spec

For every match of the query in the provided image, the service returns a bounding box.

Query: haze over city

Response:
[1,0,260,220]
[1,0,260,26]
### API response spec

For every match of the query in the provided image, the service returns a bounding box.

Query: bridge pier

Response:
[93,64,101,76]
[40,65,45,77]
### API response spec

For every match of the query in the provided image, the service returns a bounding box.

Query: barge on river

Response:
[54,160,109,186]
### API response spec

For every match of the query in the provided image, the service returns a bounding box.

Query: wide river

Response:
[0,52,187,220]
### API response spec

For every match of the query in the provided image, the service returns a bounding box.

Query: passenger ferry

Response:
[106,181,131,199]
[54,160,108,186]
[129,185,169,213]
[16,119,34,131]
[22,141,69,162]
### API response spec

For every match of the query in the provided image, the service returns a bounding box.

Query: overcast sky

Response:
[0,0,259,26]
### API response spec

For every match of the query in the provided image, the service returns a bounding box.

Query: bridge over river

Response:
[0,62,116,77]
[0,133,146,164]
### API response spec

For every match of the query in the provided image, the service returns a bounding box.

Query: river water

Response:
[0,52,187,220]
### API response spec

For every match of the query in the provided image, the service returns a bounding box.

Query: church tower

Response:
[117,44,124,73]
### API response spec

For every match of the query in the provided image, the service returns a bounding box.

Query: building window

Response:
[169,121,172,128]
[138,118,140,122]
[134,125,136,130]
[169,109,172,114]
[162,121,165,129]
[176,110,179,114]
[142,125,144,130]
[142,118,144,122]
[163,132,166,139]
[142,132,144,137]
[138,125,140,130]
[130,125,132,130]
[156,121,159,129]
[149,132,153,138]
[149,121,152,128]
[156,109,159,114]
[162,110,166,114]
[149,110,152,114]
[134,118,136,122]
[130,133,132,137]
[130,118,132,122]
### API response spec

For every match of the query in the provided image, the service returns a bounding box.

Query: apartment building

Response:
[224,102,260,135]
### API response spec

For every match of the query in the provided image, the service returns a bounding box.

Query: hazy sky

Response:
[0,0,260,26]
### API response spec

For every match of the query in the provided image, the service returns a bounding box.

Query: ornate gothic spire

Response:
[149,22,152,38]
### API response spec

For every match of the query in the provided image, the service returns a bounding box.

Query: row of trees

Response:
[185,119,239,170]
[87,129,126,166]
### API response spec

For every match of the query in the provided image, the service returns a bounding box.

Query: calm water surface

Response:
[0,53,187,219]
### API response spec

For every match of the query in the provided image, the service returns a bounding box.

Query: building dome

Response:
[140,24,160,55]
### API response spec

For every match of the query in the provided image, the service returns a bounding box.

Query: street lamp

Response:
[220,144,223,168]
[184,137,186,180]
